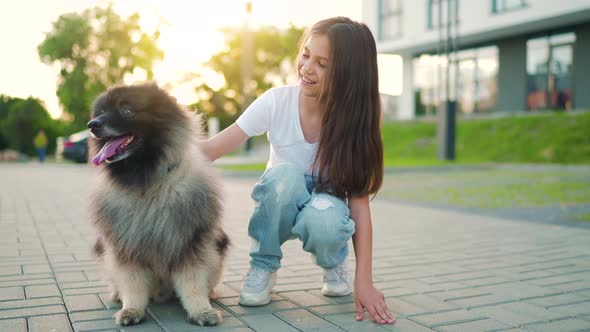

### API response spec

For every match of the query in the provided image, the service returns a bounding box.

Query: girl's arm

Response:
[200,123,250,162]
[350,195,395,325]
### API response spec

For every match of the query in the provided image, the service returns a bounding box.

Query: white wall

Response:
[363,0,590,53]
[363,0,590,119]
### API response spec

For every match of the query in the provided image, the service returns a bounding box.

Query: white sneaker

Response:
[321,261,352,296]
[238,267,276,306]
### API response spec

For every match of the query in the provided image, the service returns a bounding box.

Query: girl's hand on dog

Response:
[354,283,395,324]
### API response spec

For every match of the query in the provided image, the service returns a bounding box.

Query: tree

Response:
[38,5,163,130]
[0,95,19,150]
[191,25,304,130]
[0,97,58,156]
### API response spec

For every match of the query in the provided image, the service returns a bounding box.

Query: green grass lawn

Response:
[573,212,590,222]
[383,178,589,208]
[381,111,590,164]
[379,168,590,210]
[218,163,267,172]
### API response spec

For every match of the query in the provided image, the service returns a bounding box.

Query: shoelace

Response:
[244,268,269,288]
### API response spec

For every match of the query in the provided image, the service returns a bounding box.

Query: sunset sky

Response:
[0,0,373,119]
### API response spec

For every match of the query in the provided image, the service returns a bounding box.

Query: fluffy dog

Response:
[87,83,229,326]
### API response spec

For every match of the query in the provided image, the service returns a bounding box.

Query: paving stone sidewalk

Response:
[1,163,590,332]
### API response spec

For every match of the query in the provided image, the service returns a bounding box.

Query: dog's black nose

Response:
[87,119,103,130]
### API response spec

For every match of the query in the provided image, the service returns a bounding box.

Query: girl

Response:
[201,16,395,325]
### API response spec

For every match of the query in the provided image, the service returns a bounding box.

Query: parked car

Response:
[56,129,89,163]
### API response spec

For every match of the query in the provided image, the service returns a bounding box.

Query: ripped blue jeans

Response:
[248,163,356,272]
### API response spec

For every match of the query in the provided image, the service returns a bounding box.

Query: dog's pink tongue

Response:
[92,136,129,166]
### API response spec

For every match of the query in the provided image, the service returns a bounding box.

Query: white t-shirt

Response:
[236,85,318,175]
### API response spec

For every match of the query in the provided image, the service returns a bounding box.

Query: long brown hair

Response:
[301,17,383,199]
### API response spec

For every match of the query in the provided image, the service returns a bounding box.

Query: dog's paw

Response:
[114,308,145,326]
[188,308,222,326]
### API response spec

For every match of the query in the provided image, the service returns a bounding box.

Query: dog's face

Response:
[88,83,180,166]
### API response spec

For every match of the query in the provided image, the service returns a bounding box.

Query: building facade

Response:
[362,0,590,119]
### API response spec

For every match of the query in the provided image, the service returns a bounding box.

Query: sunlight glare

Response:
[377,54,402,96]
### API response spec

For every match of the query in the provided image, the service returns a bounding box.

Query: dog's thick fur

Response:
[88,83,229,326]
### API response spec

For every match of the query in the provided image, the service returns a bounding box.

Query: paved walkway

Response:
[1,163,589,332]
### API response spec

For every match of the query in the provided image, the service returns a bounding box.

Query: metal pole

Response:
[437,0,443,113]
[453,0,460,103]
[446,0,451,103]
[437,0,456,161]
[242,1,254,153]
[436,0,445,159]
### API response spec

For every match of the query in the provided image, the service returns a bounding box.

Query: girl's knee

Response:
[306,193,350,222]
[295,199,355,249]
[322,216,355,246]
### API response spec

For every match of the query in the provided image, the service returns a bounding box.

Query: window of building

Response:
[526,32,575,110]
[413,55,443,115]
[413,54,458,115]
[492,0,527,14]
[457,46,499,114]
[379,0,402,40]
[414,45,498,116]
[428,0,459,30]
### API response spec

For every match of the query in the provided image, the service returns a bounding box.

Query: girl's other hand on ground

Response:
[354,283,395,324]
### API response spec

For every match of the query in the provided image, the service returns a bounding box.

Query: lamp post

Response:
[242,1,254,153]
[437,0,458,160]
